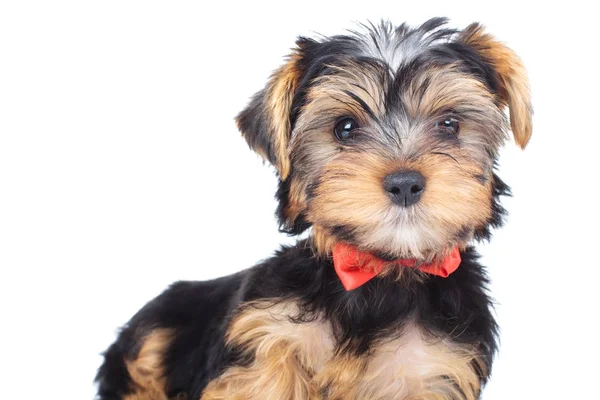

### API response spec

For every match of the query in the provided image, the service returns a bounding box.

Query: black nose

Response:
[383,170,425,207]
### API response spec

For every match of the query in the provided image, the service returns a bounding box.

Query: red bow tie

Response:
[332,243,461,291]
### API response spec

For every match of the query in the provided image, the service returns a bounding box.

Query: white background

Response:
[1,1,598,399]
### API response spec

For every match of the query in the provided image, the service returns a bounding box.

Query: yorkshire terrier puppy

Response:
[96,18,532,400]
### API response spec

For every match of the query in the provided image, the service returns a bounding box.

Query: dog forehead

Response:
[301,28,486,117]
[291,21,503,152]
[352,20,457,72]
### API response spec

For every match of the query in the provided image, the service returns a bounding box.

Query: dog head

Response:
[237,18,532,260]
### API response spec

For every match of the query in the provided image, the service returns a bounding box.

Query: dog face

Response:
[237,19,532,260]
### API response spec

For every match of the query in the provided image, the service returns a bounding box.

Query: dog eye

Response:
[334,117,359,141]
[435,118,460,135]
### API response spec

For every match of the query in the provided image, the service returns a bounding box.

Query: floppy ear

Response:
[236,39,312,180]
[459,24,533,149]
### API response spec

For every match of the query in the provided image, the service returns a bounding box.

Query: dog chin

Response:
[356,221,459,261]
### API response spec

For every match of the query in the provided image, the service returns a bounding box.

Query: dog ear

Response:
[459,24,533,149]
[236,39,313,180]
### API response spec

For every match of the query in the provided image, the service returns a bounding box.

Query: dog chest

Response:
[201,301,482,400]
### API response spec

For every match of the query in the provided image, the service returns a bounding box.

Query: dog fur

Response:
[96,18,531,400]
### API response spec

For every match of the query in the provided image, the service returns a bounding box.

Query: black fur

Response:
[236,89,278,166]
[96,18,515,399]
[97,162,507,397]
[96,241,499,399]
[96,274,246,399]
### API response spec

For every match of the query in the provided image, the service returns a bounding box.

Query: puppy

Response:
[96,18,532,400]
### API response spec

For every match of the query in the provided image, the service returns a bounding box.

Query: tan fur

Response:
[356,328,484,400]
[124,329,173,400]
[285,176,309,225]
[239,24,530,259]
[303,61,387,120]
[266,53,303,179]
[201,302,334,400]
[312,225,339,256]
[401,65,508,165]
[312,355,368,399]
[236,48,306,180]
[403,66,497,118]
[307,145,493,260]
[202,301,483,400]
[281,60,505,260]
[459,24,533,148]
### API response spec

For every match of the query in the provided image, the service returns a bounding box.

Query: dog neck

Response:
[331,243,461,290]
